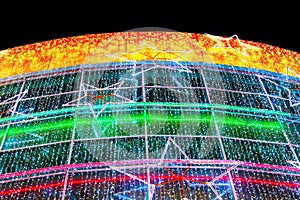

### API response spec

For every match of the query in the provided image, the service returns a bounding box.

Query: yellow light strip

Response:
[0,32,299,79]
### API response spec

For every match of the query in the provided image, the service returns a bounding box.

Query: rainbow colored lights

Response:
[0,31,299,199]
[0,32,299,79]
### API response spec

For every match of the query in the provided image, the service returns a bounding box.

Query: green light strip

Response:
[0,106,282,138]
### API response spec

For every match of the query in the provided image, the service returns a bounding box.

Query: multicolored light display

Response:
[0,31,299,199]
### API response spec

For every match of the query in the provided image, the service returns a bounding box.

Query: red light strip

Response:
[0,175,299,196]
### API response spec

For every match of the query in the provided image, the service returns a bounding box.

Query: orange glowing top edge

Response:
[0,31,299,79]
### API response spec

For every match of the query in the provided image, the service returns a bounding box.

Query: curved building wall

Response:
[0,31,299,199]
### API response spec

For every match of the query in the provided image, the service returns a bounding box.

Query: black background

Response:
[0,3,299,52]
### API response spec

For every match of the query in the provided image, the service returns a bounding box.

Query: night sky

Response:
[0,4,298,52]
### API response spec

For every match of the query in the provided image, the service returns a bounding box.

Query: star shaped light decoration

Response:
[105,41,195,75]
[62,80,135,118]
[154,137,240,200]
[205,33,261,57]
[0,89,37,127]
[104,136,240,200]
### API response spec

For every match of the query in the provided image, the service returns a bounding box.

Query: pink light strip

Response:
[0,174,299,196]
[0,159,299,180]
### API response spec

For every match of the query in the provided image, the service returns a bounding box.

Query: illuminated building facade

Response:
[0,31,299,199]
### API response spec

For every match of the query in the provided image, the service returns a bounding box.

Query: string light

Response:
[0,31,299,199]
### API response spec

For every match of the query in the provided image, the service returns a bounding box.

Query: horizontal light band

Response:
[0,32,299,79]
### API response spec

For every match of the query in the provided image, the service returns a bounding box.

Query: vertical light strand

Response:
[200,68,238,200]
[258,76,299,163]
[0,79,26,151]
[141,64,153,199]
[61,70,85,200]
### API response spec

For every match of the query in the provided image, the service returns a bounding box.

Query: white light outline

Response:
[156,137,240,200]
[105,41,194,74]
[108,136,240,200]
[205,33,261,56]
[0,89,38,127]
[258,75,300,108]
